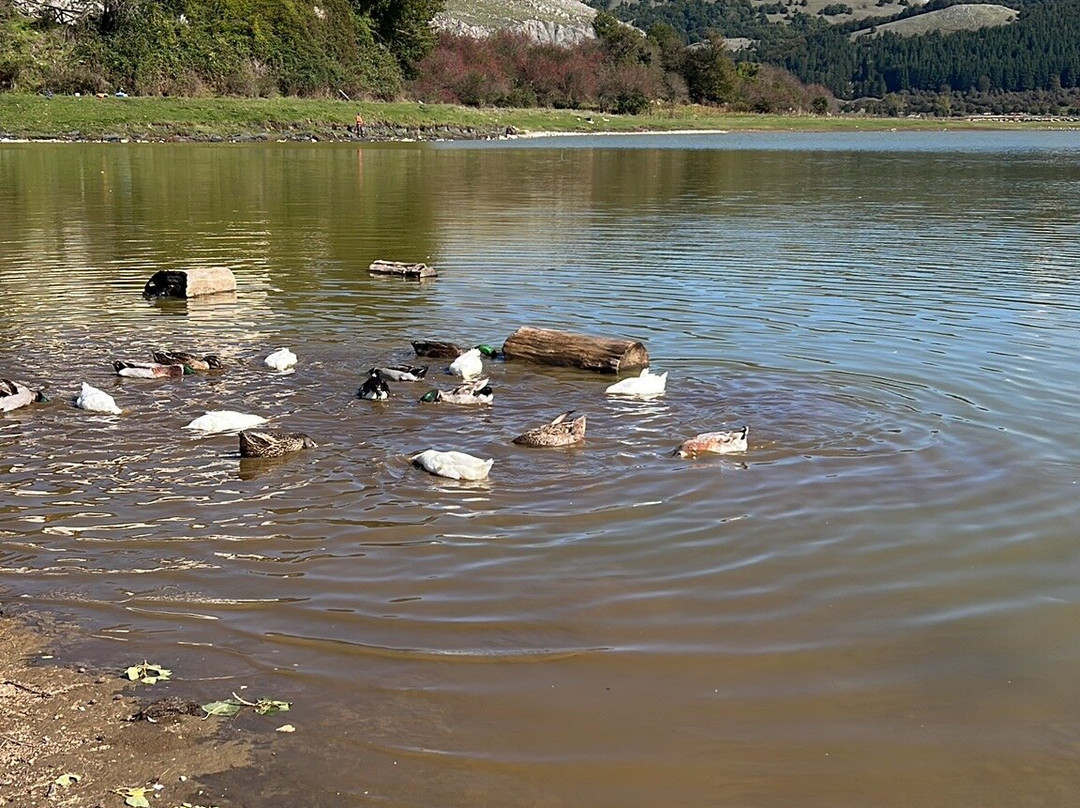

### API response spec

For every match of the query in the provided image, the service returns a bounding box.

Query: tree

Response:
[684,32,738,104]
[352,0,444,76]
[593,10,653,65]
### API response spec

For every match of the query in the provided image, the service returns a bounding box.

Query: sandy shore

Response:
[0,606,250,808]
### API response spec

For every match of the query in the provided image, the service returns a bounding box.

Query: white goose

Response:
[76,382,122,414]
[411,449,493,481]
[183,410,268,434]
[605,368,667,398]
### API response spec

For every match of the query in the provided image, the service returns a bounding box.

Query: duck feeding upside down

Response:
[239,429,316,458]
[0,379,47,413]
[604,368,667,398]
[76,382,122,414]
[183,410,268,434]
[264,347,297,372]
[411,449,493,481]
[419,378,493,405]
[152,351,224,371]
[675,426,749,458]
[113,360,193,378]
[448,345,499,379]
[371,364,428,382]
[512,410,587,447]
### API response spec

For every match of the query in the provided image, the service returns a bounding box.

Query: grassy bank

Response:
[0,94,1068,140]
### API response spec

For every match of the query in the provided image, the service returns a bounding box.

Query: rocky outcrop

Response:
[434,0,598,46]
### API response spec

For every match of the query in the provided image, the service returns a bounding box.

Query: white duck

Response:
[411,449,493,481]
[76,382,122,414]
[183,410,268,434]
[0,379,46,412]
[605,368,667,398]
[264,347,297,372]
[447,345,498,379]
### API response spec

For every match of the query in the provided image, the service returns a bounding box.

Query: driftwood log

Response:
[369,260,437,279]
[412,340,463,358]
[143,267,237,299]
[502,326,649,374]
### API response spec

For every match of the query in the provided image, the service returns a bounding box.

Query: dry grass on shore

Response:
[0,94,1057,142]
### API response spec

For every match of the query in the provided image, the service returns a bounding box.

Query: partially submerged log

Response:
[412,340,463,358]
[502,326,649,374]
[143,267,237,299]
[369,260,437,279]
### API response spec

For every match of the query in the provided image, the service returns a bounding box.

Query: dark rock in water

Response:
[143,267,237,298]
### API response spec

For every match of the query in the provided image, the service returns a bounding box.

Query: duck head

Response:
[475,344,501,358]
[419,389,440,403]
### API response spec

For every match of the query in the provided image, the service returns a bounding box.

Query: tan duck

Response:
[0,379,47,413]
[675,426,749,458]
[512,410,587,447]
[152,351,224,371]
[239,429,317,458]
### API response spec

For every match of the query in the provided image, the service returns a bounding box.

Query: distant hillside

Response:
[434,0,599,45]
[851,3,1019,39]
[589,0,1080,102]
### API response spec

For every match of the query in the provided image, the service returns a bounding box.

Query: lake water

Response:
[2,130,1080,807]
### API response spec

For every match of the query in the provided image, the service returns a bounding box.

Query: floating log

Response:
[143,267,237,299]
[502,326,649,374]
[412,340,463,358]
[368,260,437,279]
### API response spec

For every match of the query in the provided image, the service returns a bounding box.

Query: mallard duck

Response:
[605,368,667,398]
[239,429,316,458]
[76,382,122,414]
[183,410,267,433]
[358,370,390,400]
[448,345,499,378]
[419,378,493,405]
[512,410,587,447]
[675,426,749,458]
[113,360,192,378]
[371,364,427,382]
[152,351,223,371]
[264,347,297,372]
[411,449,493,481]
[0,379,47,413]
[412,340,463,359]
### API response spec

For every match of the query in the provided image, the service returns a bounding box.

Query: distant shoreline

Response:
[1,94,1076,143]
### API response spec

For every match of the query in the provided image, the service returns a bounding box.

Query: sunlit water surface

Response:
[2,131,1080,807]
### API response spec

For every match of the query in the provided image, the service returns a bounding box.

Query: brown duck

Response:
[512,410,586,448]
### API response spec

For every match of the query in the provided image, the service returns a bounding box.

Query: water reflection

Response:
[2,133,1080,807]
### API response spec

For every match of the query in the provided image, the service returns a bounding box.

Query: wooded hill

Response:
[590,0,1080,105]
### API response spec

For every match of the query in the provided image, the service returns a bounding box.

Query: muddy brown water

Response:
[2,132,1080,807]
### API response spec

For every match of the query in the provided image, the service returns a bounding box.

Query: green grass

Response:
[0,93,1067,140]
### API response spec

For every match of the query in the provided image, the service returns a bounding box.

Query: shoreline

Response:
[4,95,1077,144]
[0,604,251,807]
